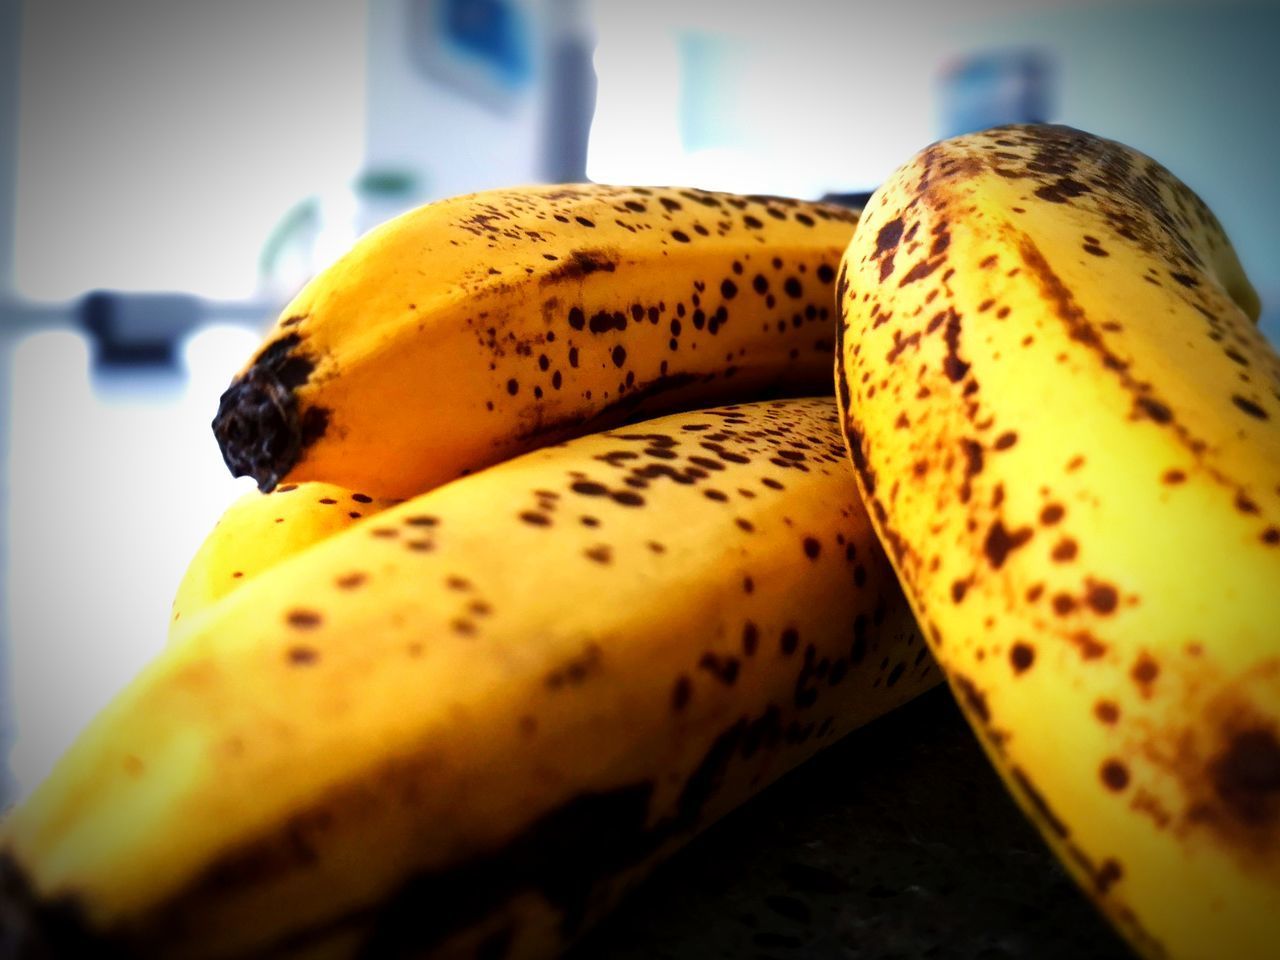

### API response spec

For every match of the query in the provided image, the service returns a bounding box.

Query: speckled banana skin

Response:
[836,124,1279,960]
[212,184,858,499]
[169,482,402,643]
[1,398,938,959]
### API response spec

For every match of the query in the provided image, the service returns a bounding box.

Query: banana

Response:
[1,397,939,959]
[169,481,400,641]
[835,123,1279,959]
[212,184,858,499]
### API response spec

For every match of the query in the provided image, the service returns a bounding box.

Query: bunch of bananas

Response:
[1,128,1276,960]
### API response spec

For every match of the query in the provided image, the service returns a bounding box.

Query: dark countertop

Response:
[578,687,1133,960]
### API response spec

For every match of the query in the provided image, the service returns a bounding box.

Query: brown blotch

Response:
[1135,396,1172,424]
[1131,655,1159,689]
[959,438,984,503]
[1210,728,1280,826]
[287,645,318,665]
[542,249,617,283]
[1051,538,1078,562]
[1096,859,1123,895]
[335,572,367,589]
[942,309,970,383]
[1086,580,1119,614]
[286,609,322,629]
[544,643,602,689]
[780,627,800,656]
[899,258,943,286]
[802,536,821,559]
[698,652,740,686]
[874,217,904,259]
[1228,394,1269,419]
[1235,493,1259,515]
[1070,631,1108,660]
[1095,700,1120,724]
[1040,503,1065,525]
[1052,593,1077,616]
[1101,760,1131,792]
[1010,642,1035,674]
[984,520,1033,569]
[584,544,613,565]
[1033,176,1089,204]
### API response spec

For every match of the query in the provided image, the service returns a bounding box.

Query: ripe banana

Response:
[836,123,1279,959]
[213,184,859,498]
[1,397,939,959]
[169,481,400,641]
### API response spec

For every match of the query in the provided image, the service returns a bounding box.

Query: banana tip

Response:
[211,333,327,492]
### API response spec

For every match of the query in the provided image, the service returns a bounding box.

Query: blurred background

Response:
[0,0,1277,805]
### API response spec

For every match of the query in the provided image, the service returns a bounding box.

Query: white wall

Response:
[13,0,368,301]
[587,0,1277,338]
